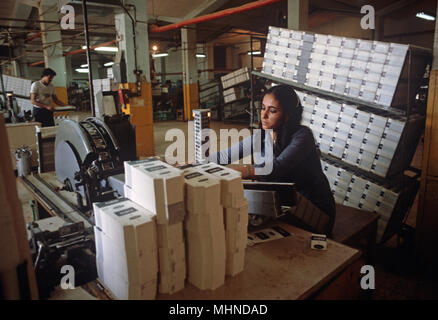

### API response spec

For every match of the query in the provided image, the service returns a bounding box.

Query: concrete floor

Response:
[153,120,248,160]
[17,114,438,299]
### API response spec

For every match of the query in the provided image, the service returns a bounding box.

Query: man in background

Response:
[30,68,66,127]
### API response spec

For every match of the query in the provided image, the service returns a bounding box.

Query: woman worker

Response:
[211,84,336,235]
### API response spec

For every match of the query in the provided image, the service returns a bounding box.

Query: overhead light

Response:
[80,64,88,68]
[196,53,206,58]
[248,50,261,56]
[104,62,114,67]
[152,53,169,58]
[95,46,118,52]
[75,68,89,73]
[152,45,158,51]
[82,46,119,52]
[416,12,435,21]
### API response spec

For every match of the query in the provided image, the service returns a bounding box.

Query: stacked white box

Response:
[0,75,33,98]
[320,158,405,242]
[262,27,409,108]
[193,109,211,163]
[123,158,186,294]
[220,67,250,89]
[156,222,186,294]
[195,163,247,276]
[294,87,408,178]
[371,117,405,177]
[93,198,158,300]
[223,87,244,104]
[124,158,185,225]
[101,78,112,92]
[183,167,226,290]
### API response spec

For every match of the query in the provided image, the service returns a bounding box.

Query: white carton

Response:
[124,159,185,224]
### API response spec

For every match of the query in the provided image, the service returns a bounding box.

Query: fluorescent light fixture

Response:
[80,64,88,68]
[416,12,435,20]
[104,62,114,67]
[95,46,118,52]
[248,50,261,56]
[152,53,169,58]
[75,68,89,73]
[81,46,119,52]
[196,53,206,58]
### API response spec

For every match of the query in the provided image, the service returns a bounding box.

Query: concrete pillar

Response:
[65,56,73,87]
[288,0,308,30]
[181,27,198,120]
[207,43,215,80]
[90,59,101,80]
[39,0,68,103]
[114,0,154,157]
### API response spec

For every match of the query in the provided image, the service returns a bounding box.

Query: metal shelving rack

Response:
[198,79,221,120]
[251,41,432,243]
[222,79,251,124]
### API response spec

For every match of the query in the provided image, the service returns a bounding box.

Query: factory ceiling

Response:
[0,0,436,67]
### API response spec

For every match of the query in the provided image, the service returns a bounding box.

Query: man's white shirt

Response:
[30,80,55,108]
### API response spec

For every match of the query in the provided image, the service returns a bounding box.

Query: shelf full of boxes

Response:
[1,74,34,113]
[220,67,251,123]
[199,79,221,120]
[255,26,432,243]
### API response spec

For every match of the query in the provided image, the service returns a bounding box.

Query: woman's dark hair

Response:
[263,84,303,127]
[41,68,56,78]
[260,85,304,150]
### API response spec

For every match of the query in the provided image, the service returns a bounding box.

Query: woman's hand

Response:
[227,164,255,179]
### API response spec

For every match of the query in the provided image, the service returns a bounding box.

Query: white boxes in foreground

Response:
[124,158,185,224]
[183,167,226,290]
[193,163,248,276]
[93,198,158,300]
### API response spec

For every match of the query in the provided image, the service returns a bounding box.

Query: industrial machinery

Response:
[28,217,96,299]
[243,181,297,227]
[54,117,133,211]
[24,116,136,298]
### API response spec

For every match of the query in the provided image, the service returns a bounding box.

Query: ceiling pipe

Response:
[28,39,119,67]
[149,0,281,33]
[25,32,42,43]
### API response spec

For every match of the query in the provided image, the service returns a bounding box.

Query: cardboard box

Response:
[183,168,221,214]
[195,163,246,208]
[224,203,248,233]
[94,226,158,300]
[95,227,158,285]
[159,266,186,294]
[157,222,184,248]
[186,230,226,290]
[124,159,185,224]
[93,198,157,251]
[158,241,186,276]
[185,208,224,235]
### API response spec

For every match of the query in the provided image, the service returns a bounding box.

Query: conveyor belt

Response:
[21,174,93,229]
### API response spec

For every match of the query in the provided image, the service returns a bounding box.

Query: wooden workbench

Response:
[158,223,362,300]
